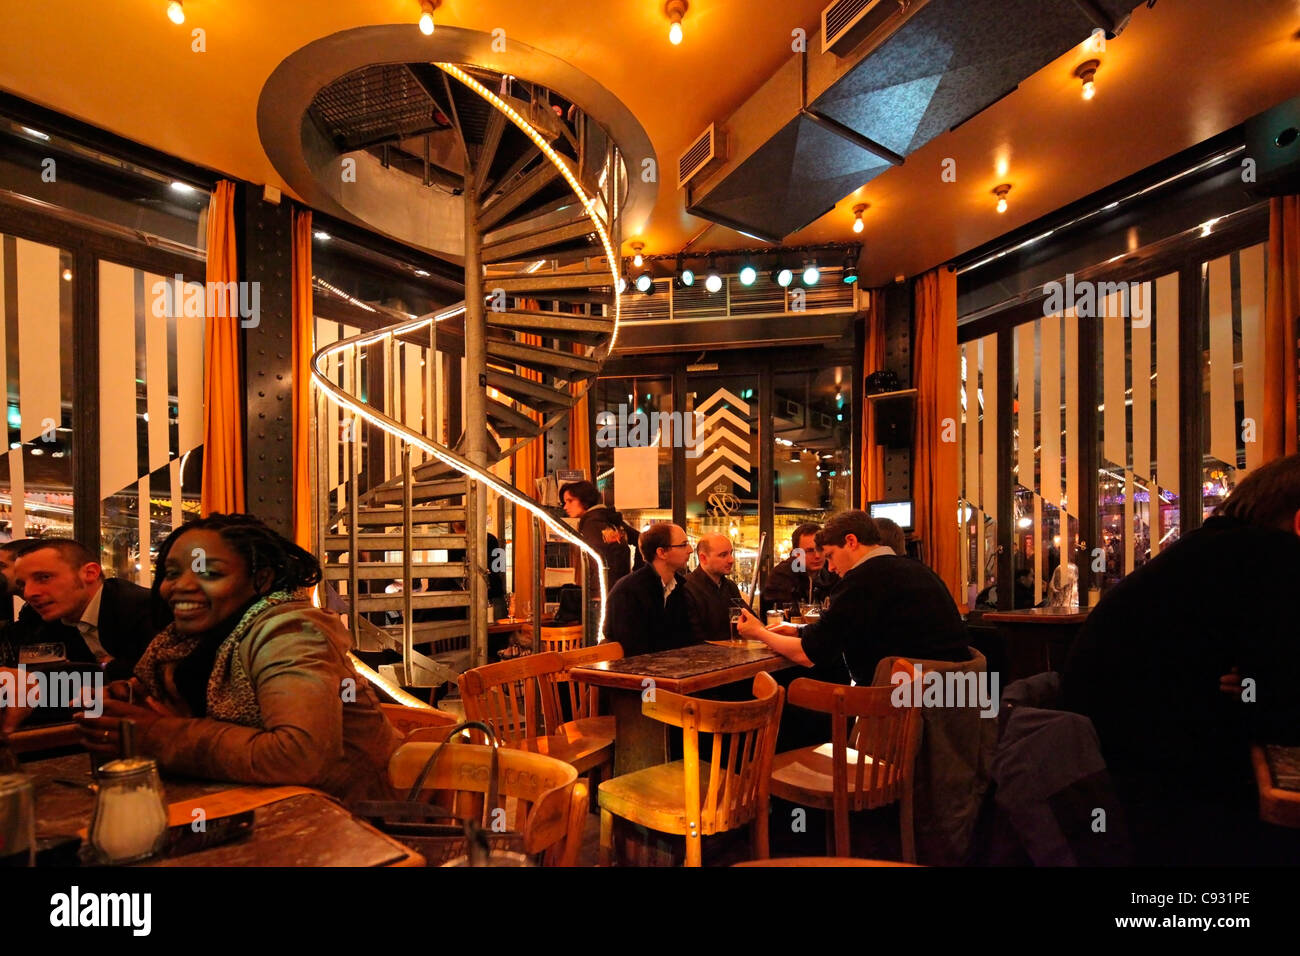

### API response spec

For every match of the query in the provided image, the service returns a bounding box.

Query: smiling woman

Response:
[76,513,403,803]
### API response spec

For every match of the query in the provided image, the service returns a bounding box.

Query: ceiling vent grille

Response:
[822,0,910,56]
[678,124,721,189]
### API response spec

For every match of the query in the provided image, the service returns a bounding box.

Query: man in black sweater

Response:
[602,522,693,658]
[1063,452,1300,864]
[683,533,742,643]
[738,510,968,683]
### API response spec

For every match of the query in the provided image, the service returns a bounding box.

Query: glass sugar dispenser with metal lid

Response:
[89,757,169,864]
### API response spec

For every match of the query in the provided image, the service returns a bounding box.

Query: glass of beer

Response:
[728,606,744,645]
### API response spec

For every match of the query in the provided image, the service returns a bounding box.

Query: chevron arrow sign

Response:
[694,386,752,494]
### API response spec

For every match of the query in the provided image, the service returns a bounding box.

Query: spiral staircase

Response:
[310,63,627,693]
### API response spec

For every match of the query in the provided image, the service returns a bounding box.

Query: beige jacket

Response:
[138,604,402,804]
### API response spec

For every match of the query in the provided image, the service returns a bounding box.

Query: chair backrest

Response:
[641,671,785,836]
[547,642,625,724]
[460,652,566,744]
[387,741,584,864]
[539,625,585,653]
[380,703,460,741]
[786,672,921,814]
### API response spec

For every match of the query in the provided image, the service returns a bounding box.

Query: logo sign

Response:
[694,388,751,495]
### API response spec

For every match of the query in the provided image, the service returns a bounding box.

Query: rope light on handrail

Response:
[311,68,624,648]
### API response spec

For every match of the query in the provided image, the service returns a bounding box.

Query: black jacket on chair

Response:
[602,562,693,658]
[11,577,168,682]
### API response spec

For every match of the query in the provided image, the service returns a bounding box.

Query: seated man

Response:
[738,510,968,684]
[12,539,164,682]
[603,522,693,658]
[873,516,908,556]
[761,523,837,614]
[1063,452,1300,864]
[0,539,35,666]
[683,533,742,643]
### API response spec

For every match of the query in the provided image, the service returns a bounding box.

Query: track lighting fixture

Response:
[802,261,820,286]
[704,258,722,293]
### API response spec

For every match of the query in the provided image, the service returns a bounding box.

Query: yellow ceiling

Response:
[1,0,1298,284]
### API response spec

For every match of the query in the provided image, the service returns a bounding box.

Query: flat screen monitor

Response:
[868,499,913,532]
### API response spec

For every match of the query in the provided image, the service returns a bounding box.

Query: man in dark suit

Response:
[12,539,165,681]
[683,533,742,643]
[603,522,693,658]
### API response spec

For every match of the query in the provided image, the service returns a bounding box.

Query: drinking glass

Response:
[18,643,66,664]
[728,606,744,645]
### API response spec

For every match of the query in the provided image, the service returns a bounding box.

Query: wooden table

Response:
[23,752,424,867]
[980,606,1092,681]
[570,642,793,776]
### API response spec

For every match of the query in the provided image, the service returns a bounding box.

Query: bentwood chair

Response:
[539,625,586,654]
[460,652,614,777]
[380,703,461,742]
[549,642,624,739]
[388,741,588,866]
[598,671,785,867]
[768,667,922,862]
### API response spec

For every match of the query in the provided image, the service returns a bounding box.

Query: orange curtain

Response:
[290,208,314,549]
[569,341,592,477]
[1264,196,1300,460]
[511,307,546,613]
[200,180,246,516]
[913,267,963,609]
[859,288,887,505]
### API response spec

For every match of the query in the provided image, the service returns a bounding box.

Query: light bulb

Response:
[167,1,184,25]
[738,265,757,286]
[853,218,864,234]
[997,197,1008,214]
[774,268,792,288]
[419,12,434,34]
[705,273,722,293]
[802,265,820,286]
[1081,79,1095,100]
[669,21,683,45]
[633,253,643,267]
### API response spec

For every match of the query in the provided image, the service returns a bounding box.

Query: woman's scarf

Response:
[135,589,307,728]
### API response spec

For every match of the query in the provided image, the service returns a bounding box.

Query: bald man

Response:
[683,533,744,644]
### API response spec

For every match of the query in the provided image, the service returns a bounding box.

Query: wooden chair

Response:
[598,671,785,867]
[539,625,585,653]
[549,642,624,739]
[768,669,922,862]
[460,652,613,777]
[380,703,461,742]
[388,741,588,866]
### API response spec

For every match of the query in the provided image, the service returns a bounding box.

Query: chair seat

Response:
[599,760,742,837]
[513,731,613,775]
[558,715,616,739]
[769,743,890,808]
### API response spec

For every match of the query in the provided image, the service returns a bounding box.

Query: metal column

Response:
[463,180,489,666]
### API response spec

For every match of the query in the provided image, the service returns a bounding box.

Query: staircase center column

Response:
[463,179,489,666]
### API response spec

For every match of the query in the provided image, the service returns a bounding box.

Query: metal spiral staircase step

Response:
[351,505,467,525]
[484,368,578,412]
[365,478,467,505]
[323,562,468,580]
[485,397,545,439]
[485,308,613,336]
[481,216,596,264]
[486,270,613,293]
[324,533,468,550]
[486,338,599,376]
[351,592,470,612]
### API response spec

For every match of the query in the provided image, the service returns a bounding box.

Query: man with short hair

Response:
[0,539,37,666]
[603,522,693,657]
[683,533,743,643]
[738,510,968,683]
[761,522,837,614]
[12,540,164,681]
[873,517,908,557]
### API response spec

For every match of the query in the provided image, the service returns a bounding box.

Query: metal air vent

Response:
[678,123,722,189]
[822,0,910,57]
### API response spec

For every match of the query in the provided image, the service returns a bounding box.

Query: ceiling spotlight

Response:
[771,264,793,288]
[677,257,695,287]
[666,0,688,45]
[852,202,869,234]
[842,255,858,284]
[802,261,820,286]
[61,269,73,282]
[617,276,628,295]
[635,271,655,294]
[704,258,722,293]
[166,1,185,25]
[631,242,645,268]
[1074,59,1100,101]
[418,0,440,35]
[738,262,757,286]
[992,183,1012,214]
[169,181,195,193]
[313,230,331,241]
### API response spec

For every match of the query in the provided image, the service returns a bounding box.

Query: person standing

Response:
[683,533,742,643]
[602,523,693,657]
[560,480,640,586]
